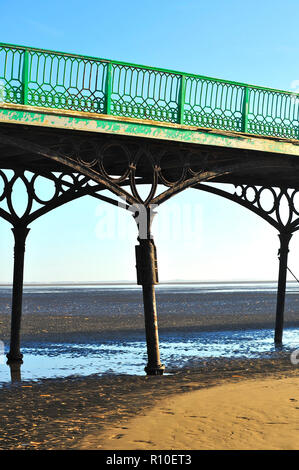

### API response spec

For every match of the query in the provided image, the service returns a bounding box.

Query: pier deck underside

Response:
[1,110,299,189]
[1,104,299,375]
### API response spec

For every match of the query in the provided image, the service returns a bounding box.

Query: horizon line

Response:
[0,279,293,287]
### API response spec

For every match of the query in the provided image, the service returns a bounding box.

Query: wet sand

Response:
[1,289,299,344]
[0,287,298,449]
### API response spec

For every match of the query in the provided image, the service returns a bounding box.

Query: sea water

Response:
[0,282,298,385]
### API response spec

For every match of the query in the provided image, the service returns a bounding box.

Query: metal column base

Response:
[6,352,23,364]
[144,364,165,376]
[7,361,22,383]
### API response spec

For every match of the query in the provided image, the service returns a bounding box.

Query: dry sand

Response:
[79,375,299,450]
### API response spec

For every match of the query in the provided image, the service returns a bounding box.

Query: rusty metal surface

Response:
[2,104,299,158]
[1,101,298,371]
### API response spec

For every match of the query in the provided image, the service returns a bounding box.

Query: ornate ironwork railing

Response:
[1,42,299,139]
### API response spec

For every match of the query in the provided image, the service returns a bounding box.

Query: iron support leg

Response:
[8,362,22,383]
[274,232,292,344]
[136,239,165,375]
[6,225,30,363]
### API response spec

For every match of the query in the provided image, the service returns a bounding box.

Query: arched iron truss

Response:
[194,182,299,344]
[0,130,291,211]
[194,183,299,233]
[0,168,132,228]
[1,128,299,374]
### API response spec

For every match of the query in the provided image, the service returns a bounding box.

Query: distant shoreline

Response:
[0,279,293,287]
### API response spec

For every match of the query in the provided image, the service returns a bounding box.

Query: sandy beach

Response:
[80,375,299,450]
[0,356,297,450]
[0,285,298,450]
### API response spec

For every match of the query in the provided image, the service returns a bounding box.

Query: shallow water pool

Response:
[0,327,298,385]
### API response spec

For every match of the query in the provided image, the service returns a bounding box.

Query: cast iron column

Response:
[274,232,292,344]
[6,225,30,363]
[134,205,164,375]
[136,238,165,375]
[8,362,22,382]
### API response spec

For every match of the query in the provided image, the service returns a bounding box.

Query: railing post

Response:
[242,86,249,133]
[22,49,29,105]
[178,74,186,124]
[105,62,112,115]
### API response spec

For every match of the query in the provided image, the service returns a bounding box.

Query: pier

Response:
[1,43,299,374]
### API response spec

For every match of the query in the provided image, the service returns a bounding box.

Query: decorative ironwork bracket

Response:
[0,168,135,229]
[195,182,299,344]
[0,131,281,215]
[195,183,299,234]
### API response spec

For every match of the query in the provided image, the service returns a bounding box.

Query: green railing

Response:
[1,42,299,139]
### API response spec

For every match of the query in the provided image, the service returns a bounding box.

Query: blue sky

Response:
[1,0,299,283]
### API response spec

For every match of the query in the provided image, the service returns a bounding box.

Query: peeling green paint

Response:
[1,104,299,158]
